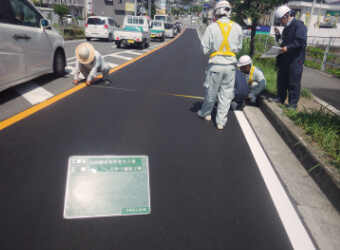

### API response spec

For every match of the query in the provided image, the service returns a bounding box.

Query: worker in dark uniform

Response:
[273,5,307,109]
[231,69,249,111]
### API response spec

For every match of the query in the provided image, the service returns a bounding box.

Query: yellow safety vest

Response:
[248,65,255,84]
[210,20,236,58]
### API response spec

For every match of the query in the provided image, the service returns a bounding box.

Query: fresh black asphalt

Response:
[0,29,293,249]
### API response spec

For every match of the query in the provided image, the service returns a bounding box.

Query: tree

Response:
[232,0,287,58]
[54,4,69,26]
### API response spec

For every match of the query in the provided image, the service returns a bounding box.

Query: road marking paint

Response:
[66,66,75,74]
[67,56,76,61]
[15,82,54,105]
[107,54,133,60]
[0,84,86,131]
[123,51,143,55]
[108,63,119,68]
[234,110,315,250]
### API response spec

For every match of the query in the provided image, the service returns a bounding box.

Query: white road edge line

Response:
[15,82,54,105]
[234,110,315,250]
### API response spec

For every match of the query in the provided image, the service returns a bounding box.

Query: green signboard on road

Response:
[64,155,150,219]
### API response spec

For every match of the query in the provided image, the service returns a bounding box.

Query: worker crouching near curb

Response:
[73,42,111,86]
[238,55,266,104]
[197,1,243,130]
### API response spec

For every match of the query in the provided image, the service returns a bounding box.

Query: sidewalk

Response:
[302,66,340,115]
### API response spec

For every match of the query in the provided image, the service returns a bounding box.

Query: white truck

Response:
[114,15,151,49]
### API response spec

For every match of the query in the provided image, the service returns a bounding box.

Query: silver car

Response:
[164,23,176,38]
[0,0,66,92]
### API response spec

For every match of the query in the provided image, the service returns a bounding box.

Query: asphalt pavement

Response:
[0,29,311,249]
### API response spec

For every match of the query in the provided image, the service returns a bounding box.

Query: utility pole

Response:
[307,0,317,31]
[135,0,137,15]
[148,0,151,18]
[84,0,87,21]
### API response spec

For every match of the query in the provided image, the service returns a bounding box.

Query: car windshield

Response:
[153,21,162,27]
[87,18,105,25]
[164,23,172,29]
[155,16,165,21]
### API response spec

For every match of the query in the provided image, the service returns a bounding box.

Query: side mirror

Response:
[41,19,51,29]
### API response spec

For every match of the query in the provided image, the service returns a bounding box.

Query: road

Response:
[0,29,315,249]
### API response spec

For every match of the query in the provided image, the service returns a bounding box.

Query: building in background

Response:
[37,0,84,18]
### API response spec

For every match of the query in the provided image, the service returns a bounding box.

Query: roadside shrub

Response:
[284,107,340,171]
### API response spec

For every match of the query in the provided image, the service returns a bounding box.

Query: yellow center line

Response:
[0,29,188,131]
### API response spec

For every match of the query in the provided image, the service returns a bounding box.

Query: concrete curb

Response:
[258,96,340,212]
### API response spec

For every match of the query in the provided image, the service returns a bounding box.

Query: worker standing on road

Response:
[73,43,111,86]
[238,55,266,104]
[273,6,307,109]
[197,1,243,130]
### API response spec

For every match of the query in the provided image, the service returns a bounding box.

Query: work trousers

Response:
[80,62,110,81]
[249,80,266,98]
[200,64,236,126]
[277,59,303,108]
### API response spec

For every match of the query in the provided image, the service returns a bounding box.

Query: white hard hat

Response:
[214,1,231,16]
[275,5,291,20]
[237,55,252,67]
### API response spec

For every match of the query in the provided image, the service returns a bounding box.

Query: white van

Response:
[0,0,66,92]
[85,16,119,42]
[154,14,172,23]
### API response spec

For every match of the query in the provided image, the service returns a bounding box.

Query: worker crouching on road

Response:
[238,55,266,104]
[197,1,243,130]
[273,6,307,109]
[73,43,111,86]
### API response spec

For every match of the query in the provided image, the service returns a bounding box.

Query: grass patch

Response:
[301,88,313,99]
[284,107,340,171]
[239,38,340,172]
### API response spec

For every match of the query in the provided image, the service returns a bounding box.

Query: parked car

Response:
[114,15,151,49]
[164,23,176,38]
[243,30,251,38]
[0,0,66,93]
[65,15,73,26]
[85,16,119,42]
[150,20,165,42]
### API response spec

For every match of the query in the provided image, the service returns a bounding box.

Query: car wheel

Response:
[139,41,145,50]
[108,33,112,42]
[86,37,91,41]
[53,49,65,76]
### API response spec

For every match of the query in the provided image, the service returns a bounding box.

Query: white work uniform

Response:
[74,50,110,82]
[246,66,266,99]
[199,16,243,127]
